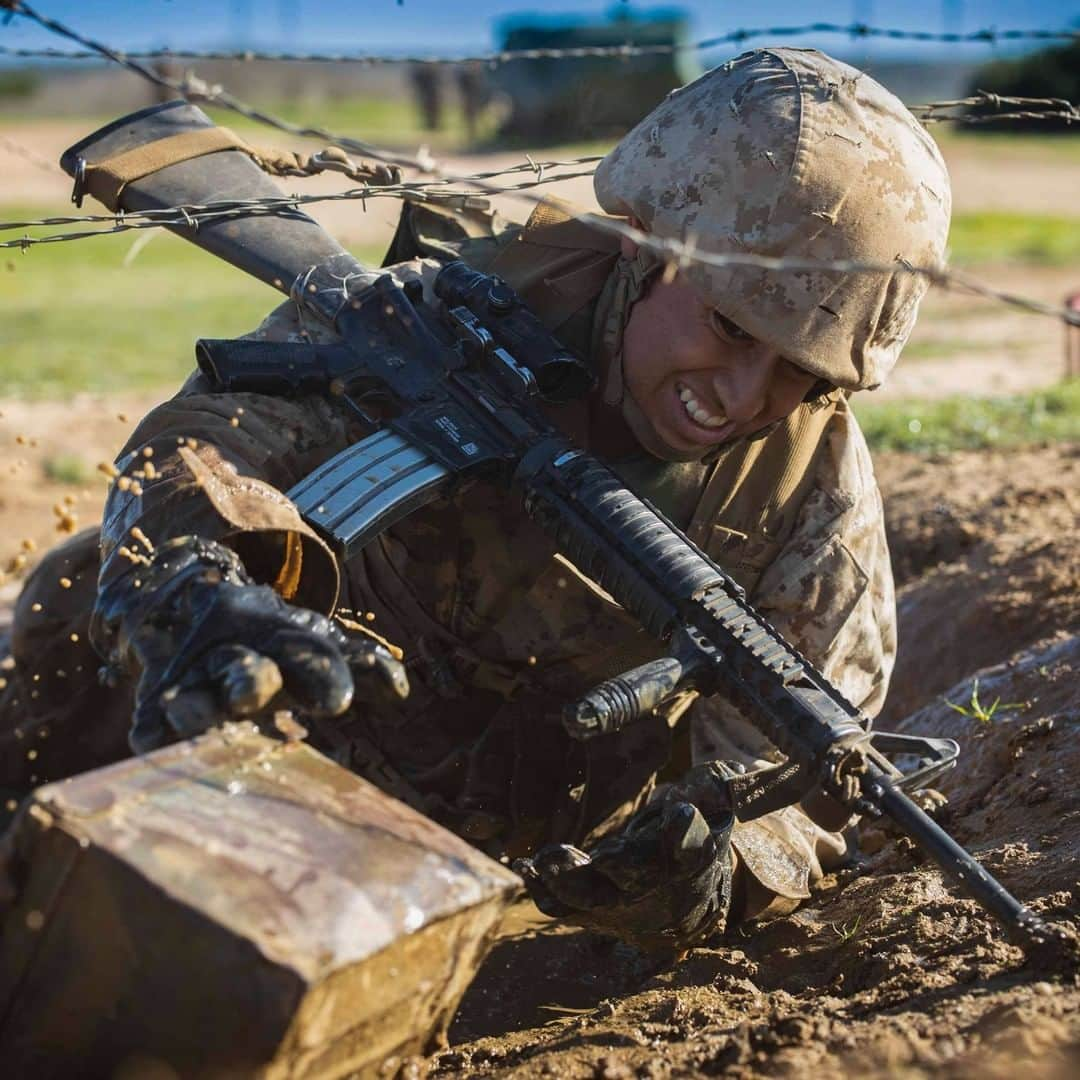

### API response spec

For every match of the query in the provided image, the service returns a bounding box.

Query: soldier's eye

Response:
[709,310,755,344]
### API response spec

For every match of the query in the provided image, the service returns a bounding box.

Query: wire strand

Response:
[2,20,1078,66]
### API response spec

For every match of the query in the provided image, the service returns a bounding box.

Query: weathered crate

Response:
[0,724,519,1078]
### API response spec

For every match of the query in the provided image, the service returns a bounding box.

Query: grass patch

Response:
[0,209,382,398]
[203,96,498,152]
[949,211,1080,266]
[936,127,1080,163]
[946,677,1029,725]
[0,96,500,154]
[854,380,1080,453]
[43,453,93,484]
[901,337,1001,361]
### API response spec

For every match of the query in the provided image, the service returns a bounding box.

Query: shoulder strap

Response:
[381,196,516,266]
[487,197,621,329]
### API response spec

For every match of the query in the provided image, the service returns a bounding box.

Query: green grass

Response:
[854,380,1080,453]
[900,337,1014,361]
[0,210,382,397]
[935,126,1080,163]
[945,677,1029,725]
[43,452,93,484]
[948,211,1080,266]
[0,96,500,155]
[205,97,496,152]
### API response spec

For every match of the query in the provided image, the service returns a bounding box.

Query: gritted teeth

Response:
[677,383,727,429]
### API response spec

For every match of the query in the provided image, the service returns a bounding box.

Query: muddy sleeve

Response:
[97,252,448,614]
[97,299,367,615]
[750,401,896,719]
[688,404,894,912]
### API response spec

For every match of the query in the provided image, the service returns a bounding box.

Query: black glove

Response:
[515,798,734,953]
[93,536,408,754]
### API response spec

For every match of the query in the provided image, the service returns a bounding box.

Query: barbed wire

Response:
[2,1,1077,330]
[3,180,1078,329]
[3,0,1077,209]
[912,91,1078,125]
[0,161,603,239]
[2,20,1078,67]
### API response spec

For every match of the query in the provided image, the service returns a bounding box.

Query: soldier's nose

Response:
[714,363,770,425]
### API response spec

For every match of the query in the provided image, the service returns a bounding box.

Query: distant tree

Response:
[966,39,1080,132]
[0,69,39,101]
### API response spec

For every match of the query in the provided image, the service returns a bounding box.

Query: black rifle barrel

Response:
[870,774,1039,933]
[520,446,1061,953]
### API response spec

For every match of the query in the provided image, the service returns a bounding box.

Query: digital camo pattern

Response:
[594,48,952,391]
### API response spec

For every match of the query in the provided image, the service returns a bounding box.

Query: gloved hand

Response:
[515,798,734,953]
[93,536,408,754]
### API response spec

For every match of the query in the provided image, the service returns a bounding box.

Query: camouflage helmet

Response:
[593,48,951,391]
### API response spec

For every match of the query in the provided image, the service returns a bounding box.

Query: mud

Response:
[0,416,1076,1079]
[428,444,1080,1079]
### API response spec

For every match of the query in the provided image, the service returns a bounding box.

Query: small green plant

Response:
[945,678,1028,724]
[831,914,862,942]
[43,453,91,485]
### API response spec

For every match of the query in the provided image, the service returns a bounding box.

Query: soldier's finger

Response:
[585,815,667,892]
[530,843,591,876]
[129,697,174,756]
[269,630,354,717]
[540,861,623,911]
[349,642,410,701]
[162,686,223,740]
[513,861,576,919]
[661,802,714,870]
[527,846,622,911]
[206,645,284,716]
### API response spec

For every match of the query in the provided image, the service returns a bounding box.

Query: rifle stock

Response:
[60,99,360,295]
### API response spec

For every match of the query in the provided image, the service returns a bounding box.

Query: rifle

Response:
[63,101,1074,963]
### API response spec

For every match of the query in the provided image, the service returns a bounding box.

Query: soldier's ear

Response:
[620,215,642,260]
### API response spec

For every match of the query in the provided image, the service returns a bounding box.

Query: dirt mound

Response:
[878,445,1079,724]
[432,445,1080,1079]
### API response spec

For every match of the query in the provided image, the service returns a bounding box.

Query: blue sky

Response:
[4,1,1078,60]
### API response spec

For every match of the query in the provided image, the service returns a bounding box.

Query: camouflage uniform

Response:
[0,48,949,919]
[0,199,892,915]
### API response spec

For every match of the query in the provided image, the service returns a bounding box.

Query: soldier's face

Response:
[620,271,820,458]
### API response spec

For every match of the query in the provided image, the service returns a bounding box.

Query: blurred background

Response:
[0,0,1077,575]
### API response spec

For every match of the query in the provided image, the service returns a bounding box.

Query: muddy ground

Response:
[0,436,1074,1079]
[422,443,1080,1080]
[3,119,1079,1080]
[0,409,1076,1080]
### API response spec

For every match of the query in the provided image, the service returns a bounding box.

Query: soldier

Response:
[0,49,949,952]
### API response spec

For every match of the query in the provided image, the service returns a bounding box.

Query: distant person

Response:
[456,61,488,142]
[410,63,443,131]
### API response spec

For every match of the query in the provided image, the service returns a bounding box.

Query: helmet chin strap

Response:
[600,248,663,409]
[601,247,707,463]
